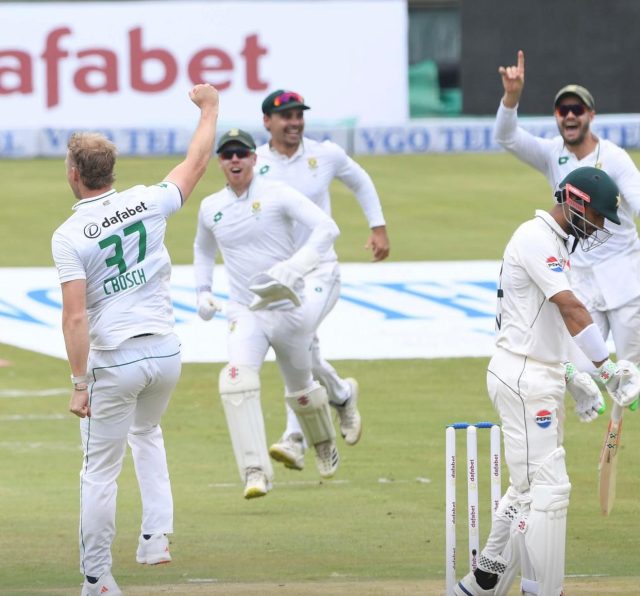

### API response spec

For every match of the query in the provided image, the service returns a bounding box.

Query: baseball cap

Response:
[216,129,256,153]
[262,90,310,114]
[559,166,621,224]
[554,84,595,110]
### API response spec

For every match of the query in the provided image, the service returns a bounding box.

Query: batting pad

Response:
[219,364,273,482]
[516,448,571,596]
[285,384,336,447]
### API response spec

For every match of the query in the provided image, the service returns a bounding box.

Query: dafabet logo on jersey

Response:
[101,201,148,228]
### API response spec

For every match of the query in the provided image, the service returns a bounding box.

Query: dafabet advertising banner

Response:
[0,0,408,130]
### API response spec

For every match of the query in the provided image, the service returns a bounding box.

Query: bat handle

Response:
[611,403,623,424]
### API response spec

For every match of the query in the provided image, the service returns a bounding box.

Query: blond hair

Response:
[67,132,117,190]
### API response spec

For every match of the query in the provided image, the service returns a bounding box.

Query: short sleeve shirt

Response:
[495,210,573,363]
[51,182,182,349]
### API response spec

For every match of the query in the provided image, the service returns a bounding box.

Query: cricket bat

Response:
[598,403,623,516]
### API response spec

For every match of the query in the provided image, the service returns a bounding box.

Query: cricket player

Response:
[255,89,390,472]
[193,129,341,498]
[51,84,219,596]
[455,168,640,596]
[495,50,640,376]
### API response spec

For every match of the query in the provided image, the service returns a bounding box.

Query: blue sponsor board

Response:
[3,115,640,157]
[0,262,502,362]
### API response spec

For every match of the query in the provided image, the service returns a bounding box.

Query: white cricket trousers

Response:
[225,302,315,392]
[79,333,181,578]
[486,348,565,493]
[481,348,567,563]
[305,261,352,402]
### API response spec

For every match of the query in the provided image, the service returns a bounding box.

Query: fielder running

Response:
[193,129,340,498]
[51,85,219,596]
[455,168,640,596]
[256,89,390,471]
[495,50,640,375]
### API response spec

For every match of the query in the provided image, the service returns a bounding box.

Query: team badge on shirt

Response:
[546,256,565,272]
[535,410,552,428]
[259,165,270,175]
[214,212,223,223]
[308,157,318,169]
[558,156,569,165]
[251,201,261,215]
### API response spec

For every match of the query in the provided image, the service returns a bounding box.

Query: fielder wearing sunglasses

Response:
[220,147,253,160]
[555,103,588,118]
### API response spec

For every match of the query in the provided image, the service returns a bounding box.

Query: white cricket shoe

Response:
[136,533,171,565]
[453,571,496,595]
[314,440,340,478]
[333,378,362,445]
[269,432,305,470]
[81,572,123,596]
[244,467,270,499]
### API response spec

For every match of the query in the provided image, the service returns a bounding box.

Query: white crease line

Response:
[0,414,67,421]
[209,478,431,488]
[208,479,351,488]
[0,388,67,398]
[0,442,80,452]
[379,477,432,484]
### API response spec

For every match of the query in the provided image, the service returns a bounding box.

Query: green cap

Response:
[560,166,621,224]
[554,84,595,110]
[262,89,310,114]
[216,128,256,153]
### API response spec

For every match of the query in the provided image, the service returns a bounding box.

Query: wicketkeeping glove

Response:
[197,291,221,321]
[265,260,305,292]
[565,362,605,422]
[595,358,640,408]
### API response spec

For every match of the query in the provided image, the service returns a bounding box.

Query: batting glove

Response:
[197,291,221,321]
[565,362,605,422]
[596,359,640,408]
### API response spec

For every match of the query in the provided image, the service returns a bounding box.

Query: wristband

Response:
[572,323,609,364]
[74,385,89,391]
[71,374,90,385]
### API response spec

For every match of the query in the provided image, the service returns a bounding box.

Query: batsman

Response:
[454,168,640,596]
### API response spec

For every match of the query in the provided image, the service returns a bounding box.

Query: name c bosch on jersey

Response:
[104,268,147,296]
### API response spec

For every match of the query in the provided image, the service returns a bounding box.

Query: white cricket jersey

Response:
[495,210,573,363]
[495,102,640,269]
[255,137,385,263]
[193,175,339,306]
[51,182,182,350]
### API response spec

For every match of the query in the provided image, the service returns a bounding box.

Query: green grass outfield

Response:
[1,152,640,594]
